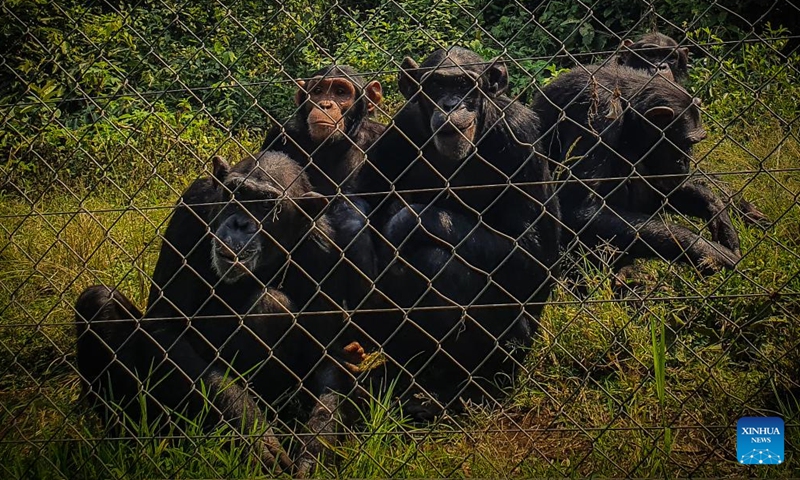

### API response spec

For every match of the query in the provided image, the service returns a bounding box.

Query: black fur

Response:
[533,64,741,273]
[75,152,359,473]
[618,33,769,227]
[356,47,562,419]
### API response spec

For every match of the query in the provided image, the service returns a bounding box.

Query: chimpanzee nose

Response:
[232,216,255,233]
[442,97,460,111]
[318,100,334,110]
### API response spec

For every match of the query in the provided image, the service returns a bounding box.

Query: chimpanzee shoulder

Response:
[146,176,217,309]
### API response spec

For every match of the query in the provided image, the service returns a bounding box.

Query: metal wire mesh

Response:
[1,0,799,477]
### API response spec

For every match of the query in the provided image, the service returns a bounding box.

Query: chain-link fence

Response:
[1,0,799,478]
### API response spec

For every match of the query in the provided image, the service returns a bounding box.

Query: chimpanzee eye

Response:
[336,87,346,96]
[312,87,323,94]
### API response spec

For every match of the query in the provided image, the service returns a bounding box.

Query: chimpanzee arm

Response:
[147,178,216,311]
[577,205,740,272]
[330,196,378,280]
[200,366,295,473]
[667,180,741,255]
[295,362,362,477]
[382,203,513,271]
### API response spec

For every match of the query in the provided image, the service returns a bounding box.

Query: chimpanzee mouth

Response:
[211,244,260,282]
[436,120,475,137]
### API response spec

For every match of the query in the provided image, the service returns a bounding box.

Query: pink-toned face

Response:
[296,77,382,143]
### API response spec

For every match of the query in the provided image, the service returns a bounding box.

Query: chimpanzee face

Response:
[400,48,508,162]
[627,47,677,80]
[208,155,327,283]
[637,96,706,175]
[210,177,283,283]
[620,35,689,82]
[626,44,685,80]
[420,68,480,160]
[295,72,383,145]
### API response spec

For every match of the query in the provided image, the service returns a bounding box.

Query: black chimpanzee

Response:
[355,47,562,419]
[261,64,386,299]
[75,152,367,474]
[261,65,384,194]
[533,64,741,273]
[617,32,690,83]
[617,32,769,226]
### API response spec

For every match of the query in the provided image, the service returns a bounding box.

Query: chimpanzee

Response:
[75,152,368,474]
[617,32,689,83]
[261,65,384,194]
[354,47,562,419]
[261,64,387,300]
[617,32,769,226]
[532,64,741,273]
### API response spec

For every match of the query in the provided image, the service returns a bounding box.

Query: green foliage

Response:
[688,25,800,129]
[2,0,796,184]
[331,0,481,109]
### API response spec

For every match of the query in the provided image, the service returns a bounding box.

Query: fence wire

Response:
[1,0,799,478]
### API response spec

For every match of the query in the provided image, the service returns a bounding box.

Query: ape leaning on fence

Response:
[75,152,367,474]
[354,47,562,420]
[533,64,741,273]
[616,32,769,227]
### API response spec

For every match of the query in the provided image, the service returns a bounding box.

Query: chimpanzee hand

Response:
[708,214,741,257]
[330,196,371,244]
[329,196,378,279]
[669,180,742,257]
[689,236,741,274]
[737,198,770,228]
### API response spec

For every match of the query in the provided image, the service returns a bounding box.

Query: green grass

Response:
[1,116,799,478]
[1,123,797,478]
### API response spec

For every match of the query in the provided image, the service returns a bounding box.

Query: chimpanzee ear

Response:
[643,106,675,129]
[293,79,307,107]
[296,191,329,220]
[212,156,230,186]
[365,80,383,113]
[618,39,634,63]
[486,59,509,96]
[399,57,421,100]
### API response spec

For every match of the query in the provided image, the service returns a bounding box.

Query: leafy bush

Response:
[688,25,800,130]
[1,0,797,187]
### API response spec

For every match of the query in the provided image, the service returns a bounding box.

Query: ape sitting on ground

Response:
[76,152,366,474]
[617,32,768,226]
[533,64,740,273]
[261,64,387,301]
[355,47,562,419]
